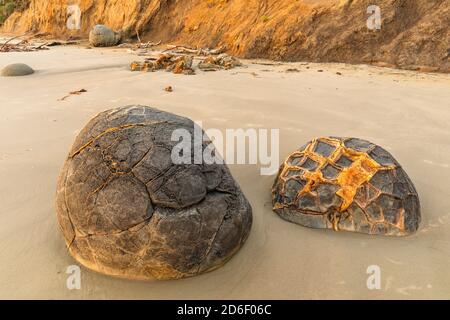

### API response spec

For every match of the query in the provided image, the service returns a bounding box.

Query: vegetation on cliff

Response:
[0,0,28,25]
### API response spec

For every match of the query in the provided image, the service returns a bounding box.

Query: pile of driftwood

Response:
[127,38,241,75]
[0,34,79,53]
[130,52,242,75]
[118,40,161,51]
[124,41,227,57]
[198,54,242,71]
[162,45,227,56]
[0,35,49,53]
[131,53,195,75]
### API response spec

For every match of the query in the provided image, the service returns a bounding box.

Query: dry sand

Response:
[0,44,450,299]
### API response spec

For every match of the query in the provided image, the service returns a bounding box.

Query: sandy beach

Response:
[1,44,450,299]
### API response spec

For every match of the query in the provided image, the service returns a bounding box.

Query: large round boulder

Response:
[89,24,121,47]
[1,63,34,77]
[272,137,421,236]
[56,106,252,280]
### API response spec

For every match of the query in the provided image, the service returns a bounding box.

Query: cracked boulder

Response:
[55,105,252,280]
[272,137,421,236]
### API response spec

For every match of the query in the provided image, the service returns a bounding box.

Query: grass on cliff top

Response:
[0,0,29,25]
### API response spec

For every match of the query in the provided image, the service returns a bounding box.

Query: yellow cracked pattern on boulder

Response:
[70,121,167,158]
[275,137,396,217]
[274,138,404,231]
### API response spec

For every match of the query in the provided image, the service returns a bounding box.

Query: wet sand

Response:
[0,45,450,299]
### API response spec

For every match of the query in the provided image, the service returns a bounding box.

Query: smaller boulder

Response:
[89,25,121,47]
[272,137,421,236]
[1,63,34,77]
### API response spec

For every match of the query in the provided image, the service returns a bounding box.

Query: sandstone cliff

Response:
[2,0,449,72]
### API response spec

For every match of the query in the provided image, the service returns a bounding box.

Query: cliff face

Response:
[2,0,449,72]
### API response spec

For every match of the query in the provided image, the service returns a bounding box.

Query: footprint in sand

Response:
[419,213,450,233]
[423,159,449,168]
[396,285,424,296]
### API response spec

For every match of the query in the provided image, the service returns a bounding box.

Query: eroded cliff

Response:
[2,0,449,72]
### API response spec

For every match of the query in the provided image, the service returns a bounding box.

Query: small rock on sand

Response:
[1,63,34,77]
